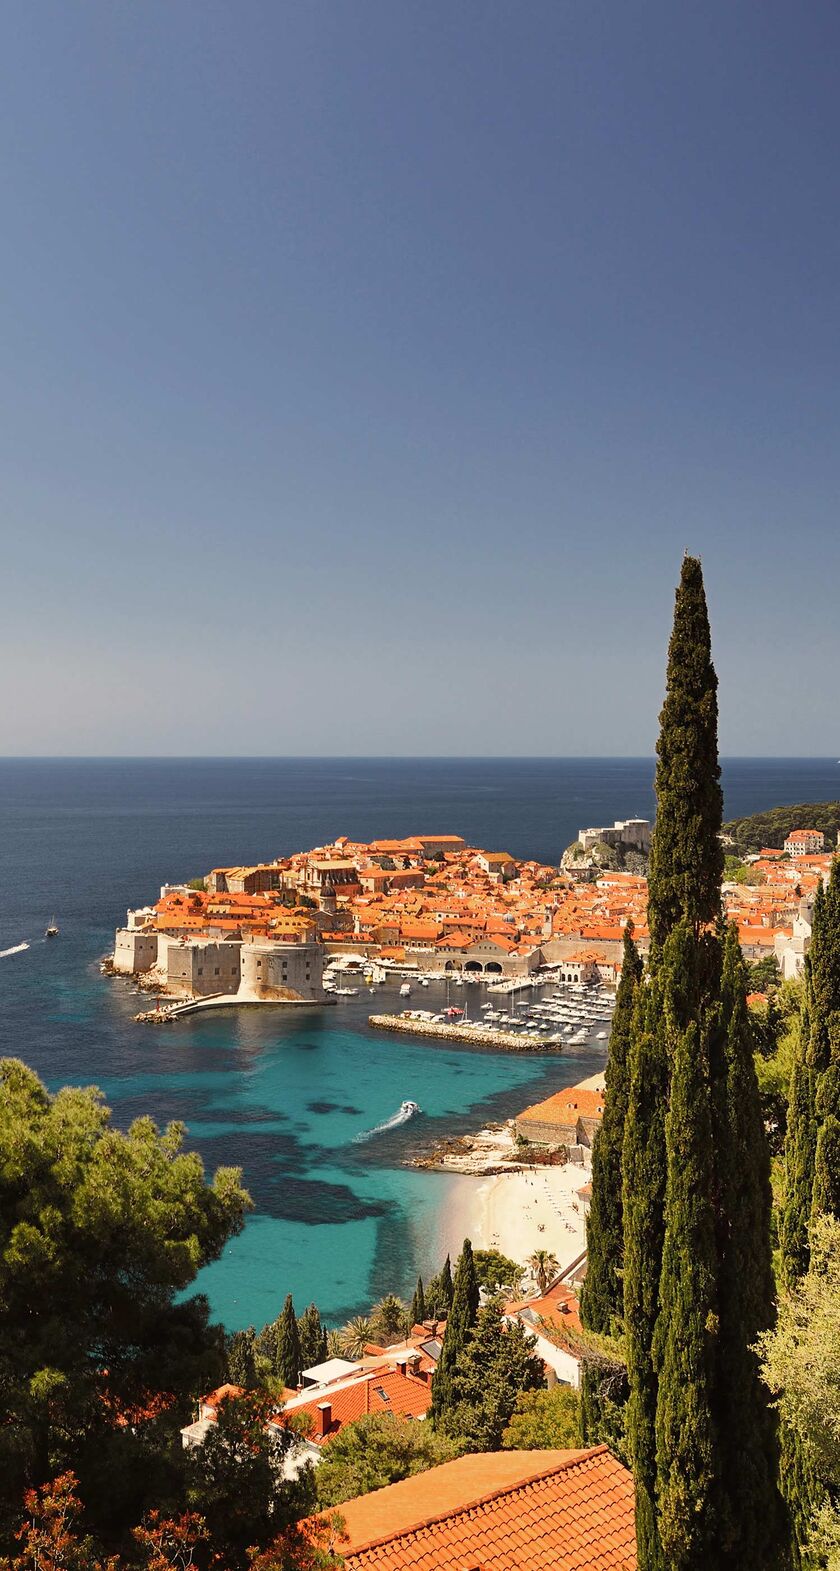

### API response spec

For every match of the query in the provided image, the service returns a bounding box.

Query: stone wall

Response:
[166,941,242,998]
[113,928,159,975]
[240,941,323,1001]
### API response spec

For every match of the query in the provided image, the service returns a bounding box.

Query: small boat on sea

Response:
[45,917,59,938]
[399,982,412,997]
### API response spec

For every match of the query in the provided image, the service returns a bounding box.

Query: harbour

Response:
[368,1013,560,1051]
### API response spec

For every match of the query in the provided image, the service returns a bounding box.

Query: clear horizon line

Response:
[0,753,835,764]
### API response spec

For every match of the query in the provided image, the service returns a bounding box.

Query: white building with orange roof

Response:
[504,1278,583,1388]
[784,828,825,857]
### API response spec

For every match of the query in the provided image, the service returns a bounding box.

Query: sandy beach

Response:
[437,1161,589,1287]
[430,1074,602,1286]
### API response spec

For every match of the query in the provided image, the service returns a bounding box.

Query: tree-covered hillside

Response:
[723,801,840,856]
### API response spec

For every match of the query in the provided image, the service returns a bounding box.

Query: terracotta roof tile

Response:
[517,1087,605,1124]
[281,1368,430,1444]
[318,1446,635,1569]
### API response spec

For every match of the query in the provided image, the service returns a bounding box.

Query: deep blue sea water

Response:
[1,757,836,1331]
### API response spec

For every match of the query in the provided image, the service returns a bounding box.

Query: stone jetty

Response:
[368,1014,562,1052]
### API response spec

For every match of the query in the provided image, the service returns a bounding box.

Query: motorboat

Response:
[45,917,59,938]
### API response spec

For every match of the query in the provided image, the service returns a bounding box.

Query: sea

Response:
[1,757,835,1333]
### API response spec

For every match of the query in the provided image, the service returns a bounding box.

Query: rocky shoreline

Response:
[405,1120,569,1175]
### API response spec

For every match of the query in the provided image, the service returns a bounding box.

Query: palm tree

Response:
[370,1294,410,1345]
[527,1249,558,1295]
[338,1315,374,1360]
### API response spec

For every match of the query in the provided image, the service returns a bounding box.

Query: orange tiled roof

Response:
[320,1445,636,1568]
[506,1278,582,1334]
[518,1086,605,1124]
[281,1367,431,1444]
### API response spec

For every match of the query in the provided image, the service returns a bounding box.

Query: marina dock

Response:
[368,1013,563,1052]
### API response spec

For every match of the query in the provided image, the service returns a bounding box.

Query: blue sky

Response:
[1,1,838,755]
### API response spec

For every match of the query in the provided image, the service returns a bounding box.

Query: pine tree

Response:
[410,1277,425,1327]
[646,554,723,951]
[275,1294,302,1390]
[297,1304,327,1372]
[582,924,642,1336]
[430,1240,479,1425]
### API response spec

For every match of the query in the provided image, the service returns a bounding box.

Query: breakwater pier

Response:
[368,1013,562,1052]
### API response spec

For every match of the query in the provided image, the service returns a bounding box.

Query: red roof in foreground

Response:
[317,1445,636,1569]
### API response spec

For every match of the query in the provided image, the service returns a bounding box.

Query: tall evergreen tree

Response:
[779,865,840,1562]
[297,1303,327,1372]
[622,975,669,1571]
[782,867,840,1284]
[441,1301,544,1450]
[714,924,785,1566]
[623,557,786,1571]
[226,1326,258,1389]
[780,1011,817,1289]
[623,556,724,1569]
[275,1294,302,1390]
[430,1240,479,1425]
[410,1276,425,1327]
[582,924,642,1336]
[426,1255,453,1320]
[653,929,719,1571]
[646,554,723,951]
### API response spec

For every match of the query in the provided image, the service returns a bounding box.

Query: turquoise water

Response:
[2,756,834,1331]
[94,989,590,1329]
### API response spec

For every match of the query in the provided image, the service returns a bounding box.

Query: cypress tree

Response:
[714,923,786,1567]
[426,1255,453,1320]
[653,929,719,1571]
[779,866,840,1563]
[780,1012,817,1288]
[430,1239,479,1426]
[624,556,786,1570]
[622,977,668,1571]
[781,867,840,1285]
[275,1293,302,1389]
[808,863,840,1225]
[297,1303,327,1371]
[624,556,723,1569]
[646,554,723,951]
[582,923,642,1336]
[226,1326,258,1389]
[410,1276,426,1327]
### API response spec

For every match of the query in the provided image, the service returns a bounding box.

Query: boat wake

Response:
[0,942,30,958]
[353,1100,421,1143]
